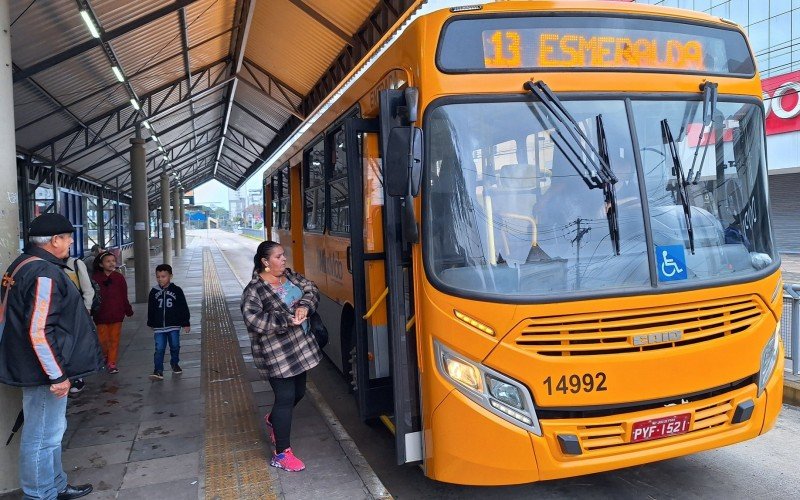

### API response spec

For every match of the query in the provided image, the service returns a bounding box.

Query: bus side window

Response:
[270,176,279,236]
[304,140,326,232]
[279,165,290,230]
[328,126,350,234]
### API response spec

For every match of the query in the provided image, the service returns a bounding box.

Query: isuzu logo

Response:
[631,330,682,346]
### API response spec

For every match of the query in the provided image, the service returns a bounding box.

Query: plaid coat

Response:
[240,268,322,379]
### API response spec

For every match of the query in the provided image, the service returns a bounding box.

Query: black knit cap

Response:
[29,213,75,237]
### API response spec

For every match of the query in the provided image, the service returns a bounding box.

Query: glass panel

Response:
[271,177,279,228]
[728,0,748,27]
[425,99,648,298]
[103,200,116,248]
[631,100,774,283]
[748,20,769,57]
[120,204,131,244]
[770,13,791,49]
[304,187,325,231]
[363,133,384,253]
[329,127,349,234]
[694,0,712,12]
[331,128,347,179]
[280,168,290,230]
[33,186,54,217]
[711,2,730,18]
[306,141,325,187]
[304,141,326,231]
[772,0,791,15]
[749,0,768,23]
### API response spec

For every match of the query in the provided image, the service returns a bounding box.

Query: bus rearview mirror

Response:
[386,126,424,197]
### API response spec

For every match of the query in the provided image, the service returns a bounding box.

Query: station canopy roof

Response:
[11,0,420,201]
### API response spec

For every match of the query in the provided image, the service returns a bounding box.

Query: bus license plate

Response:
[631,413,691,443]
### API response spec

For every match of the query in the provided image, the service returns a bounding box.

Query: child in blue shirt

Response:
[146,264,190,380]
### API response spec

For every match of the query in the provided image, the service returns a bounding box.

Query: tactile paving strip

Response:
[202,249,276,499]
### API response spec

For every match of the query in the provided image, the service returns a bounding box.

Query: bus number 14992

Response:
[543,373,608,395]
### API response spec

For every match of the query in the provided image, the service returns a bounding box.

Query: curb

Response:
[784,378,800,406]
[306,382,393,500]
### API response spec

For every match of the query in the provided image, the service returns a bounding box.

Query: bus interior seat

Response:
[486,163,541,262]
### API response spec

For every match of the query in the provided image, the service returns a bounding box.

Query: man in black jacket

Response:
[0,213,104,500]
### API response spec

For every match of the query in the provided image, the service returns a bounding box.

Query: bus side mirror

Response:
[386,126,423,197]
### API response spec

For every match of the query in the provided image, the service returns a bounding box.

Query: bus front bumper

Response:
[427,356,782,485]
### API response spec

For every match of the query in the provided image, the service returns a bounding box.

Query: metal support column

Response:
[179,187,186,249]
[97,190,105,249]
[20,158,31,243]
[130,133,150,303]
[52,163,59,213]
[0,0,23,491]
[173,185,181,258]
[160,171,172,266]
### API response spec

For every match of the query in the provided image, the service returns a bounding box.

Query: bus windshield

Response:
[424,97,775,299]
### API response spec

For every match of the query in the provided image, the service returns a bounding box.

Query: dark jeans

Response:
[154,329,180,372]
[267,371,307,453]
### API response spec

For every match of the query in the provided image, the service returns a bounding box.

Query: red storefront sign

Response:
[763,70,800,136]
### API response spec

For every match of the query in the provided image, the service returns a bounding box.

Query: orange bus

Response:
[263,1,783,485]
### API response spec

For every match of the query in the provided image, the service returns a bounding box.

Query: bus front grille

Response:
[576,396,735,453]
[514,295,764,356]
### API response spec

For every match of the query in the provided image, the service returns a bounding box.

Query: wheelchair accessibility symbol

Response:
[656,245,687,281]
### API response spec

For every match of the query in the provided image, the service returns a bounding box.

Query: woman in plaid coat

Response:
[241,241,322,472]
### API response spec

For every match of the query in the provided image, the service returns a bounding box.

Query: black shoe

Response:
[171,363,183,374]
[150,371,164,380]
[57,483,93,500]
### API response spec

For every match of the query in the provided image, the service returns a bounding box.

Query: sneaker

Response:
[68,379,85,395]
[171,363,183,374]
[149,371,163,380]
[107,363,119,374]
[270,448,305,472]
[264,414,275,445]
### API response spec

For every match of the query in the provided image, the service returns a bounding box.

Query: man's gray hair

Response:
[29,235,53,247]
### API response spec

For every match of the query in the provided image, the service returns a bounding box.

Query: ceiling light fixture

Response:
[111,66,125,82]
[79,11,100,38]
[130,99,140,110]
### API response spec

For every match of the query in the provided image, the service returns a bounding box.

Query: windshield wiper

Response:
[524,80,620,255]
[686,81,718,185]
[596,114,620,255]
[661,119,695,254]
[524,80,618,187]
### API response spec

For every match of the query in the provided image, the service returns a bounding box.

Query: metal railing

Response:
[239,227,265,240]
[783,284,800,375]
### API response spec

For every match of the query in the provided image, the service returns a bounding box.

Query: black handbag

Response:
[309,312,329,349]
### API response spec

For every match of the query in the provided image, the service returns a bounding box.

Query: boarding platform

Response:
[1,231,389,500]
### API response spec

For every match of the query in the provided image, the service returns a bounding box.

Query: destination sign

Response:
[439,16,755,76]
[483,30,705,71]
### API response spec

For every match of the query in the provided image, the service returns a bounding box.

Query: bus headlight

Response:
[435,340,541,435]
[441,352,483,392]
[757,325,780,396]
[486,375,524,410]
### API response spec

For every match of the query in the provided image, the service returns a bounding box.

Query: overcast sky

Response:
[194,0,484,207]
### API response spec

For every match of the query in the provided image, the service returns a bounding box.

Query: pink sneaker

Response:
[270,448,305,472]
[264,414,275,445]
[107,363,119,374]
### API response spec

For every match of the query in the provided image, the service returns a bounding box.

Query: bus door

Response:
[344,88,422,465]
